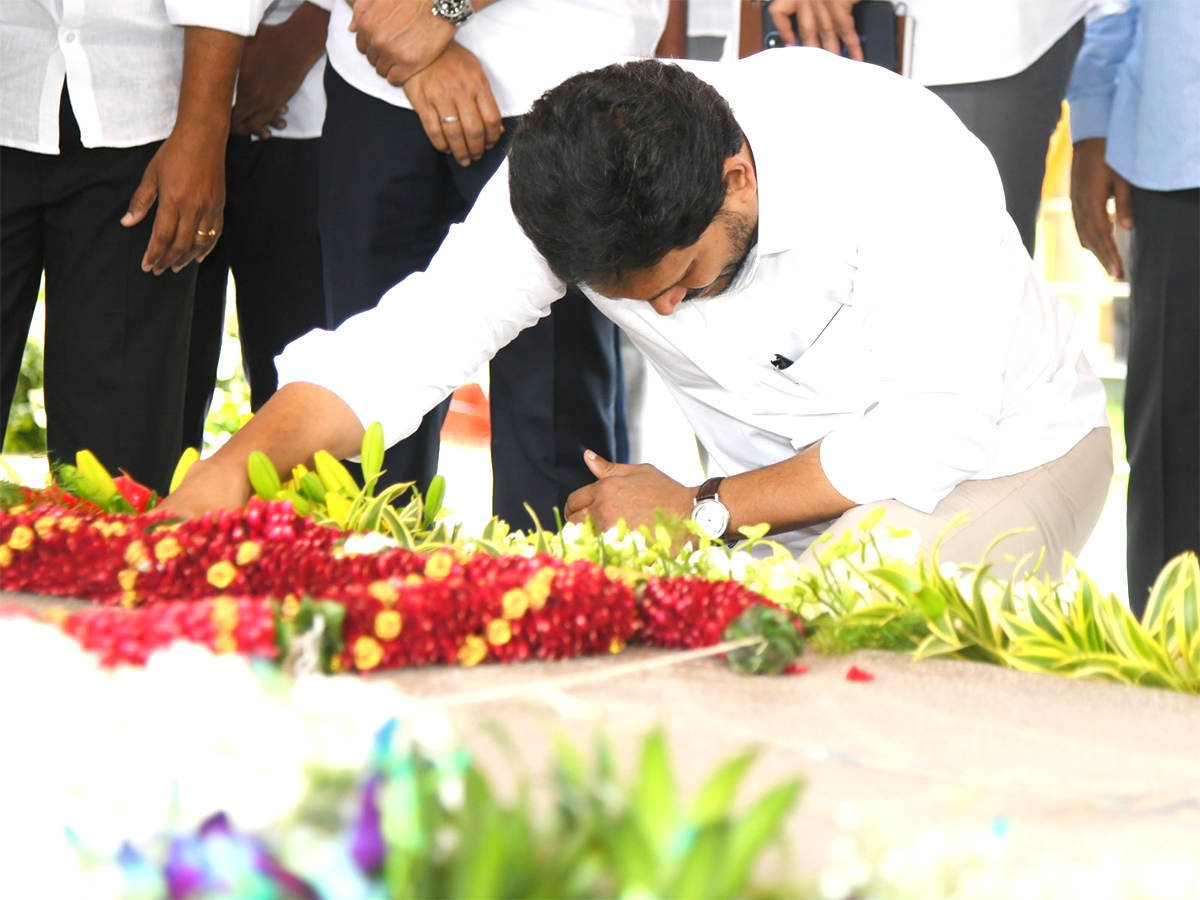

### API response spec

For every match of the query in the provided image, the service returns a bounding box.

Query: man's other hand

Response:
[563,450,692,532]
[402,41,502,166]
[232,2,331,138]
[1070,138,1133,280]
[347,0,456,85]
[768,0,862,61]
[121,128,225,274]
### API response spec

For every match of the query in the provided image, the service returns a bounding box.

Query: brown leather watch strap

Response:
[696,476,725,503]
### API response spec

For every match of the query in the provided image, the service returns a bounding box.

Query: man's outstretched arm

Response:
[160,383,366,516]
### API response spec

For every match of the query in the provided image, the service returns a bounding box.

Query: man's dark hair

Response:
[508,59,743,287]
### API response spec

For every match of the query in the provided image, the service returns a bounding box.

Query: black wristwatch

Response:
[691,477,731,541]
[432,0,475,26]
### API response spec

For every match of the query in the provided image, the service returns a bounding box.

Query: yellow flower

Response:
[0,546,12,568]
[154,536,182,561]
[457,634,488,666]
[7,526,34,551]
[121,591,139,609]
[403,573,424,587]
[214,633,238,655]
[368,580,399,604]
[90,520,127,538]
[124,541,151,571]
[610,636,627,654]
[281,594,300,619]
[117,568,139,591]
[206,560,238,589]
[235,541,262,565]
[375,609,403,641]
[424,552,454,580]
[212,595,239,633]
[354,635,383,671]
[502,588,530,620]
[604,566,641,588]
[34,516,57,538]
[330,654,344,674]
[525,568,556,610]
[486,618,512,646]
[58,516,80,533]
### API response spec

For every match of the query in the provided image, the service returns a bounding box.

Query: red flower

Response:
[113,476,156,513]
[846,665,874,682]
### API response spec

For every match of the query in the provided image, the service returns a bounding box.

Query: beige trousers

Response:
[798,427,1114,578]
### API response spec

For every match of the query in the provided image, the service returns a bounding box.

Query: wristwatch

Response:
[432,0,475,26]
[691,477,731,541]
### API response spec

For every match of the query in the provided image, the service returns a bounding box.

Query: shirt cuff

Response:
[1068,93,1114,144]
[165,1,265,36]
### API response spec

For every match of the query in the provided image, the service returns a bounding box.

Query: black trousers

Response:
[183,135,327,451]
[318,67,618,528]
[930,19,1084,255]
[1,89,194,495]
[1125,186,1200,615]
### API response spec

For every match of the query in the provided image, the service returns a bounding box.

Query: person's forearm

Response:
[166,383,366,513]
[718,441,855,536]
[175,26,245,143]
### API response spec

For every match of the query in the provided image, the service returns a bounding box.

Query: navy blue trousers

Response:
[318,67,620,529]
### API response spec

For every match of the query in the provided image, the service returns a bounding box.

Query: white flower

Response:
[341,531,399,555]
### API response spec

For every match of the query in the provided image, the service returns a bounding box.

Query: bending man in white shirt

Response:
[164,50,1113,573]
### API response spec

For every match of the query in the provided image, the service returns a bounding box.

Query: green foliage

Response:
[302,725,804,900]
[3,338,45,455]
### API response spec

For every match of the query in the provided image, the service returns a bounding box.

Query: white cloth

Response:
[326,0,669,117]
[0,0,270,154]
[904,0,1095,85]
[258,0,332,139]
[277,49,1109,551]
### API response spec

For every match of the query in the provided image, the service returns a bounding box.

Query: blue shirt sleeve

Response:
[1067,1,1139,144]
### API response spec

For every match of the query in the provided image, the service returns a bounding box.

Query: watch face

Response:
[434,0,473,23]
[692,499,730,540]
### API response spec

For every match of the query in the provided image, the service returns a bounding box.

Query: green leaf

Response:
[716,777,803,898]
[632,729,678,857]
[423,473,446,530]
[665,822,728,899]
[360,421,385,493]
[688,750,756,827]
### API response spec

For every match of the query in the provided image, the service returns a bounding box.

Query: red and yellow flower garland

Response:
[0,500,792,673]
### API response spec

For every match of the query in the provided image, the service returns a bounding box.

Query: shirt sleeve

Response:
[303,0,336,12]
[816,110,1027,514]
[1066,0,1139,144]
[275,161,567,450]
[164,0,275,37]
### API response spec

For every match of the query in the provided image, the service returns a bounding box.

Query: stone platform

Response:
[5,589,1198,891]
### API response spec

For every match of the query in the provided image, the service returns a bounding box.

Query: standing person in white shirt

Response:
[317,0,667,531]
[183,0,333,453]
[1,2,264,494]
[765,0,1091,254]
[165,52,1112,573]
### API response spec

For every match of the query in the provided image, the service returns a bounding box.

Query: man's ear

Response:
[722,149,757,201]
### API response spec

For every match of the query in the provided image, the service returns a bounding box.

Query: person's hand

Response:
[1070,138,1133,280]
[346,0,456,85]
[768,0,862,61]
[158,457,252,518]
[232,3,331,138]
[402,41,503,166]
[563,450,693,532]
[120,127,226,275]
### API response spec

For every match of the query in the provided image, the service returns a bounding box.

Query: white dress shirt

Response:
[277,49,1109,551]
[904,0,1095,86]
[1,1,270,154]
[326,0,669,117]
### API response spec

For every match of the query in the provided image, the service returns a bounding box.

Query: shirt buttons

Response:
[64,32,77,43]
